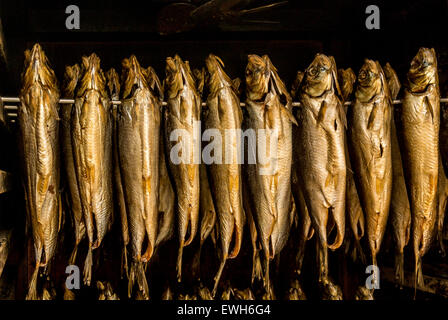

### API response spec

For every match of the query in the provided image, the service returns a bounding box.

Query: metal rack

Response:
[2,96,448,124]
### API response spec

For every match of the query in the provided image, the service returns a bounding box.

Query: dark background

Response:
[1,0,448,96]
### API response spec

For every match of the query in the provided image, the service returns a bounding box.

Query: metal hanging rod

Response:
[2,96,448,109]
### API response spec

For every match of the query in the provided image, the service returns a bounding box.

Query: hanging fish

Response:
[337,67,365,263]
[383,62,411,286]
[71,53,113,286]
[400,48,440,288]
[19,44,61,300]
[105,68,129,279]
[117,56,161,299]
[203,54,245,296]
[296,53,346,300]
[62,64,85,266]
[349,60,392,279]
[244,54,296,299]
[164,55,201,282]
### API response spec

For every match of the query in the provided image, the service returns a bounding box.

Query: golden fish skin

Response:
[244,54,296,298]
[19,44,61,300]
[71,53,113,286]
[164,55,201,282]
[155,130,176,247]
[349,60,392,268]
[384,62,411,285]
[441,105,448,175]
[296,53,345,300]
[106,68,129,278]
[400,48,439,287]
[142,65,175,249]
[204,54,245,296]
[117,56,161,299]
[435,155,448,256]
[62,64,86,266]
[191,163,216,280]
[336,67,365,262]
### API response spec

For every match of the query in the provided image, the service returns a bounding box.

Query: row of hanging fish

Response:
[17,43,448,300]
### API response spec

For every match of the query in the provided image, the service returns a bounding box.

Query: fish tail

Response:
[252,249,263,284]
[394,251,405,286]
[212,254,227,298]
[136,262,149,299]
[128,260,149,299]
[264,255,271,297]
[69,243,79,265]
[83,244,93,286]
[184,213,197,247]
[228,223,242,259]
[121,246,129,279]
[25,264,40,300]
[176,239,184,282]
[328,205,345,250]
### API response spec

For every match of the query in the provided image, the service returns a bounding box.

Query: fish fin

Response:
[69,243,78,265]
[367,102,379,130]
[229,221,242,259]
[121,246,129,279]
[424,96,434,123]
[282,106,298,126]
[317,100,327,124]
[176,239,184,282]
[212,255,227,298]
[330,56,343,100]
[338,100,347,128]
[83,244,93,286]
[26,264,40,300]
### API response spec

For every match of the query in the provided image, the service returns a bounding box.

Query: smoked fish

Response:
[62,64,85,265]
[117,56,161,299]
[400,48,440,288]
[337,67,365,263]
[164,55,201,282]
[204,54,245,296]
[384,62,411,285]
[19,44,61,300]
[296,53,346,300]
[244,54,296,298]
[106,68,129,278]
[71,53,113,286]
[349,60,392,272]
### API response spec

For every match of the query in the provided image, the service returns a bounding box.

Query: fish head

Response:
[302,54,340,98]
[205,54,233,96]
[106,68,120,101]
[143,66,164,101]
[356,59,383,102]
[245,54,270,101]
[77,53,106,98]
[407,47,438,92]
[21,43,58,93]
[121,55,148,99]
[62,64,80,98]
[164,55,196,99]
